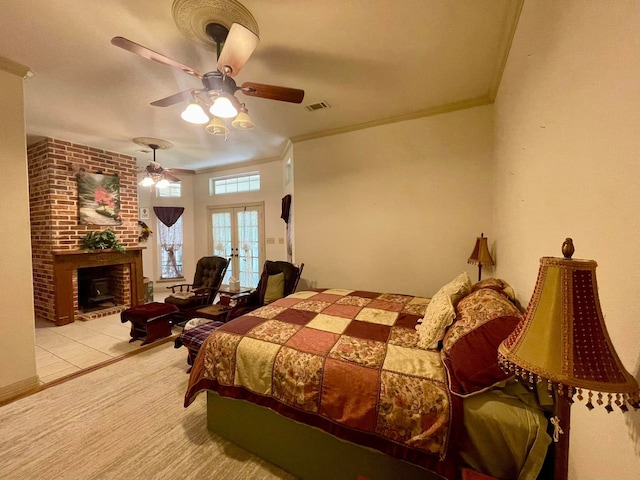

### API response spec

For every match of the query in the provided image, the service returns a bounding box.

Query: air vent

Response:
[305,101,331,112]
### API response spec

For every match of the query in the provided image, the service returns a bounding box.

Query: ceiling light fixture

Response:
[209,95,238,118]
[205,116,229,138]
[181,99,209,124]
[134,138,184,189]
[180,90,254,136]
[231,103,255,130]
[155,177,171,189]
[140,175,156,187]
[114,8,305,142]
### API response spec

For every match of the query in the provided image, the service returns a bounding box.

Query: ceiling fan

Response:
[134,138,195,187]
[111,22,304,132]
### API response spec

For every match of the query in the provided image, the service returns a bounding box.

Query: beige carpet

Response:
[0,343,296,480]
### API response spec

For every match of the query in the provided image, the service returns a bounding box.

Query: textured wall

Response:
[293,106,494,297]
[0,65,38,401]
[492,2,640,478]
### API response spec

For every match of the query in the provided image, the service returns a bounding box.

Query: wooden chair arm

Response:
[192,286,218,306]
[166,283,194,293]
[229,291,258,307]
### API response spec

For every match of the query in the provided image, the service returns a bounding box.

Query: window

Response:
[210,172,260,195]
[157,216,183,279]
[156,182,181,198]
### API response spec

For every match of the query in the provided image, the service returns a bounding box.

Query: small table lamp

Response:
[498,238,639,480]
[467,233,495,281]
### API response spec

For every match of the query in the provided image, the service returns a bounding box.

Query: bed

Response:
[185,274,552,480]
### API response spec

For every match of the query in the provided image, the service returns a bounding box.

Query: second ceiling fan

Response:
[112,22,304,132]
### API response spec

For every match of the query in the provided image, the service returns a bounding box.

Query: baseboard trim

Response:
[0,334,179,407]
[0,376,40,404]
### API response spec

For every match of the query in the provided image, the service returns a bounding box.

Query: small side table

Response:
[194,304,230,322]
[218,286,254,306]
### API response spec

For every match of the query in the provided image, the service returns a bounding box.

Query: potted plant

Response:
[80,229,126,253]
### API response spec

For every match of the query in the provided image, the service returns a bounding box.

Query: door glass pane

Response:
[212,211,233,284]
[237,209,260,288]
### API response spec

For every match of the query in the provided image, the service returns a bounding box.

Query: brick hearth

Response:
[28,138,140,325]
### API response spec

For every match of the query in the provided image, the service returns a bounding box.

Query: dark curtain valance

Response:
[153,206,184,228]
[281,194,292,224]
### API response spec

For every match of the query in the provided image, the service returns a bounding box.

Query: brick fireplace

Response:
[28,138,142,325]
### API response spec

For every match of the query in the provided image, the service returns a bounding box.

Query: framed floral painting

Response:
[77,172,122,226]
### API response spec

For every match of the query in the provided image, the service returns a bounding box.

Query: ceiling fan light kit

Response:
[209,95,238,118]
[231,104,255,130]
[112,0,303,140]
[139,176,156,187]
[155,177,171,189]
[133,137,195,188]
[205,117,230,137]
[181,101,210,124]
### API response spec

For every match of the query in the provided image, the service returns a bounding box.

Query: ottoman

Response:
[121,302,180,345]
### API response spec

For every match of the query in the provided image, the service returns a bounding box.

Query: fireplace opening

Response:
[78,267,116,311]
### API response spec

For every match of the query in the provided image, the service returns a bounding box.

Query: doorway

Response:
[208,203,265,288]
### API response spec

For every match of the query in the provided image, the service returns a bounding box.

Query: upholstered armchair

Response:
[226,260,304,321]
[165,256,229,313]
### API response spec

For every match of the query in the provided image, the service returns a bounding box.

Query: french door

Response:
[208,203,264,288]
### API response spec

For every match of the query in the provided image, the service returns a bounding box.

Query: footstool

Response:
[174,319,224,368]
[121,302,180,345]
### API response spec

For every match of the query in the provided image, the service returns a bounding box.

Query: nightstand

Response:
[218,286,254,306]
[193,304,230,322]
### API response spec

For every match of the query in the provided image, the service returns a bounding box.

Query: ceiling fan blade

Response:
[162,170,181,183]
[240,82,305,103]
[111,36,202,78]
[151,89,199,107]
[216,23,259,77]
[166,168,196,175]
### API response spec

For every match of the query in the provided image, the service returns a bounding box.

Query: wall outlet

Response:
[266,237,275,244]
[278,238,285,244]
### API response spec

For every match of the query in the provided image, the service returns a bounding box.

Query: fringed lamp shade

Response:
[498,251,639,412]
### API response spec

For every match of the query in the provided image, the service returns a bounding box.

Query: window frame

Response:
[155,182,182,198]
[209,172,261,195]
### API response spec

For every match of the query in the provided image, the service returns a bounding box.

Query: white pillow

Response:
[416,272,472,349]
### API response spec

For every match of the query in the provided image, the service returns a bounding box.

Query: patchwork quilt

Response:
[185,289,457,468]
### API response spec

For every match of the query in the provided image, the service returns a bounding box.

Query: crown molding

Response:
[290,96,493,144]
[489,0,525,101]
[0,56,33,80]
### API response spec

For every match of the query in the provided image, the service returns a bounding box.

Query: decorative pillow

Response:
[263,272,285,304]
[441,288,523,397]
[471,277,516,301]
[416,272,472,349]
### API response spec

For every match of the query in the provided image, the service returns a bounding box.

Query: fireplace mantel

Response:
[52,247,144,325]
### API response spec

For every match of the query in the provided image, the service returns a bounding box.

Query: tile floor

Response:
[34,293,180,385]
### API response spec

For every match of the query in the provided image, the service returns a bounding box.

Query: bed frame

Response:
[207,391,560,480]
[207,392,448,480]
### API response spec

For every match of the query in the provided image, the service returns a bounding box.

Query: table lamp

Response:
[467,233,495,281]
[498,238,639,480]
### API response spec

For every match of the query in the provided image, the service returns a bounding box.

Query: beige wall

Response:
[293,105,494,297]
[0,65,38,401]
[493,2,640,479]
